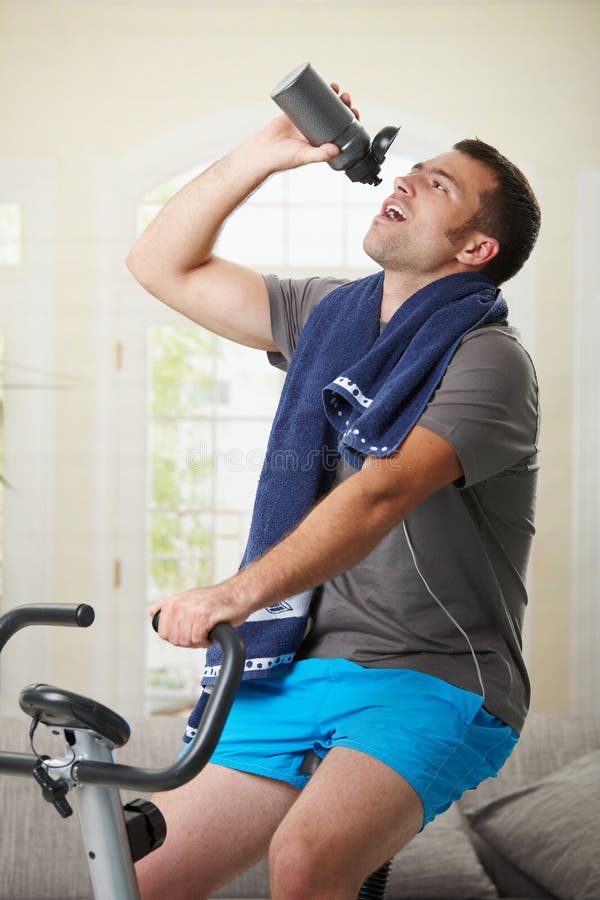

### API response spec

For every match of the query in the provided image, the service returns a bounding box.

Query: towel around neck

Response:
[186,270,508,737]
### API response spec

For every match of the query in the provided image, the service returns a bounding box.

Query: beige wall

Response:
[0,0,598,716]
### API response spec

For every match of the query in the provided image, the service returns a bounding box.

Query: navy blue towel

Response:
[184,270,508,743]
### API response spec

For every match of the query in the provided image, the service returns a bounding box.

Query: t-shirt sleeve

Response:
[417,327,540,487]
[263,274,349,371]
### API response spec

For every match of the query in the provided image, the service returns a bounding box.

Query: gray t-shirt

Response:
[263,274,540,734]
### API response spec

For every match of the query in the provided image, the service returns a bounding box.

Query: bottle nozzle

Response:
[372,126,401,163]
[344,126,401,185]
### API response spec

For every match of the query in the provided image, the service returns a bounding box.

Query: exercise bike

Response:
[0,603,244,899]
[0,603,392,899]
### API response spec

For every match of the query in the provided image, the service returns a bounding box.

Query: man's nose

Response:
[393,175,414,196]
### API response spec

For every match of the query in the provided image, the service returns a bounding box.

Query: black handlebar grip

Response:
[0,604,95,654]
[75,605,95,627]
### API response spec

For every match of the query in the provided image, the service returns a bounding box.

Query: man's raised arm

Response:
[125,114,340,350]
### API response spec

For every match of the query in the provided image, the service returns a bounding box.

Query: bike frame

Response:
[0,604,244,900]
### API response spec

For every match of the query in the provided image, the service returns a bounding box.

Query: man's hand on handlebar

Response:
[249,83,359,174]
[149,583,249,649]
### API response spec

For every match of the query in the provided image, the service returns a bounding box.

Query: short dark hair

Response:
[448,138,541,286]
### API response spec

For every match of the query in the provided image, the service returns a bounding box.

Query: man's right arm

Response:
[125,114,341,350]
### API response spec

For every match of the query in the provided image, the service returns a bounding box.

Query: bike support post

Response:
[71,730,140,900]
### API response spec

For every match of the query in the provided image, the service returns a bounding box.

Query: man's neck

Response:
[380,267,464,322]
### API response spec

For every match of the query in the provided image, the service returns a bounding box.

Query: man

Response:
[127,86,541,900]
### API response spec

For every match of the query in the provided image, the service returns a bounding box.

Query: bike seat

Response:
[19,683,131,749]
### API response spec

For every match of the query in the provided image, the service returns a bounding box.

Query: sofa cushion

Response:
[386,803,498,899]
[465,749,600,900]
[459,714,600,816]
[469,830,556,899]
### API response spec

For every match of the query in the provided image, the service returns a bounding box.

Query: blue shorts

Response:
[185,659,519,828]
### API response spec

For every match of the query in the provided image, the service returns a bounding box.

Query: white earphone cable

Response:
[402,521,486,701]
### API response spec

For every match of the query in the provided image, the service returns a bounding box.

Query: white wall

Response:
[0,0,598,719]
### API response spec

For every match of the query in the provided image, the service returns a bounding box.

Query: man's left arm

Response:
[150,425,462,648]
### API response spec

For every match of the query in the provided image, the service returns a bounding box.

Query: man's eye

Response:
[433,180,446,192]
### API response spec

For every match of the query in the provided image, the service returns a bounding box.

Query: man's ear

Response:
[455,233,500,268]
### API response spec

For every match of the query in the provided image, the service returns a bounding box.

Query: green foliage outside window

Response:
[150,324,217,418]
[147,325,219,700]
[148,327,217,575]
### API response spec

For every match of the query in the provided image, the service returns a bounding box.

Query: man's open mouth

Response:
[382,201,407,222]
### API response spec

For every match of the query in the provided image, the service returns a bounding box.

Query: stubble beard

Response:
[363,221,462,276]
[363,225,404,270]
[363,223,430,274]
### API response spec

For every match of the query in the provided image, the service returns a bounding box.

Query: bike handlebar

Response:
[0,603,95,653]
[74,618,244,791]
[0,605,245,793]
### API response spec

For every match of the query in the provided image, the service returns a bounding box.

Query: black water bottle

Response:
[271,62,400,186]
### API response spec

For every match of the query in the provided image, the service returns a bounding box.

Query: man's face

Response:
[363,150,497,276]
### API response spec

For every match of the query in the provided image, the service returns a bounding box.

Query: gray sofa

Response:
[1,712,599,899]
